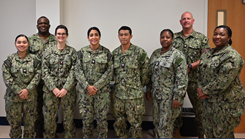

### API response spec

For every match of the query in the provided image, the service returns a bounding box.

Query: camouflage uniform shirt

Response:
[112,44,150,99]
[147,47,188,103]
[172,30,210,81]
[2,53,41,102]
[42,45,77,92]
[75,45,113,94]
[28,33,57,60]
[197,44,245,103]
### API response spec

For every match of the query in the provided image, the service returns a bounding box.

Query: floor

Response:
[0,125,245,138]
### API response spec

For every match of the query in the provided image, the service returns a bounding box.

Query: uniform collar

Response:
[14,52,32,62]
[53,44,70,55]
[32,33,56,43]
[211,44,231,56]
[176,30,197,39]
[161,46,174,57]
[85,45,104,54]
[117,43,135,55]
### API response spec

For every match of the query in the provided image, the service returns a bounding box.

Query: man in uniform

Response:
[28,16,57,138]
[172,12,210,138]
[112,26,150,138]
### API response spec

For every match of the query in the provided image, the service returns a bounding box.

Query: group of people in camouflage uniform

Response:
[2,11,245,138]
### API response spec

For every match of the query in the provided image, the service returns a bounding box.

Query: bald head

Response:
[180,11,195,30]
[181,12,193,20]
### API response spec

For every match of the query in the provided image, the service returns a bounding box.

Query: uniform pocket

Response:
[96,58,107,73]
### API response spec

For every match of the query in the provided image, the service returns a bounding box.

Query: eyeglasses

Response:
[57,33,67,36]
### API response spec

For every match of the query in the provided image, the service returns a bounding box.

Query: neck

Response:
[90,44,100,52]
[182,28,193,37]
[38,32,50,39]
[57,42,66,49]
[215,44,228,53]
[161,46,172,55]
[17,51,27,60]
[121,43,131,52]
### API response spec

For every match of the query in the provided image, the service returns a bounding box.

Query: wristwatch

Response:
[188,64,192,70]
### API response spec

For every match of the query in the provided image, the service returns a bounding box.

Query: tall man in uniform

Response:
[112,26,150,138]
[28,16,57,138]
[172,12,210,138]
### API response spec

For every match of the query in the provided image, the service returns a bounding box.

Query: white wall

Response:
[0,0,208,118]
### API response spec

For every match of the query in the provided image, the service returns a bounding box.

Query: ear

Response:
[130,35,133,39]
[192,19,195,24]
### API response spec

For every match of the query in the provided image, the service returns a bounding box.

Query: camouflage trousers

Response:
[174,81,203,135]
[202,100,242,138]
[43,89,77,138]
[112,94,145,138]
[78,89,110,138]
[35,82,44,133]
[5,99,37,138]
[153,97,181,138]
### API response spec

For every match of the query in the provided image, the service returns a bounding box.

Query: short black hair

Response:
[87,27,101,37]
[118,26,132,35]
[37,16,50,25]
[215,25,232,45]
[160,29,174,38]
[55,25,69,35]
[15,34,29,43]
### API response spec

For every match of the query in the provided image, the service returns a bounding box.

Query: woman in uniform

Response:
[197,25,245,138]
[3,34,41,138]
[146,29,188,138]
[42,25,77,138]
[75,27,113,138]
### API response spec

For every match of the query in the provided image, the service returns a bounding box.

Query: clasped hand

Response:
[52,88,68,98]
[197,88,209,99]
[19,89,29,99]
[87,85,97,96]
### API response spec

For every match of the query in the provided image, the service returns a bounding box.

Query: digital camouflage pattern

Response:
[172,30,209,134]
[28,33,57,133]
[75,45,113,138]
[197,44,245,138]
[42,45,77,138]
[147,47,187,138]
[172,30,209,81]
[112,44,149,138]
[2,53,41,138]
[111,93,145,138]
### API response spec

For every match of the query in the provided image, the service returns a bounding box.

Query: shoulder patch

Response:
[139,52,147,62]
[4,58,12,68]
[175,57,183,65]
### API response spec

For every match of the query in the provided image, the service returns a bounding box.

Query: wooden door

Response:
[208,0,245,133]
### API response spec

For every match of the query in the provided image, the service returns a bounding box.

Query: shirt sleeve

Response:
[63,50,77,91]
[75,50,90,90]
[2,58,22,94]
[26,58,41,91]
[173,54,188,102]
[139,50,150,87]
[42,50,57,91]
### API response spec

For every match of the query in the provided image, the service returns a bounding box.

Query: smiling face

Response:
[213,27,230,48]
[180,12,195,29]
[88,29,101,46]
[15,36,29,52]
[118,30,132,46]
[55,28,68,43]
[160,30,173,49]
[37,17,50,34]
